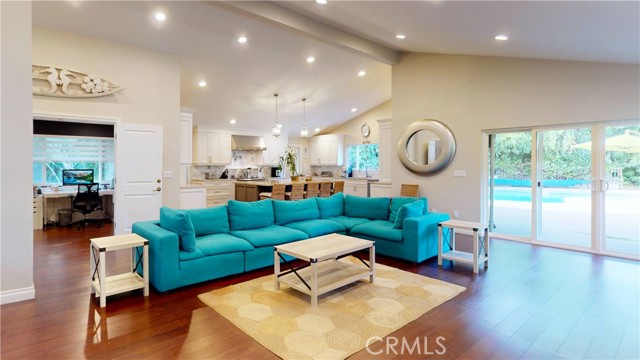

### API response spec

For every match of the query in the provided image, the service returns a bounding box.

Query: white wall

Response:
[392,53,640,221]
[1,1,35,304]
[32,28,182,207]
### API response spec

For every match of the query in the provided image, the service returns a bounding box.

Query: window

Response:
[33,136,114,185]
[347,144,379,170]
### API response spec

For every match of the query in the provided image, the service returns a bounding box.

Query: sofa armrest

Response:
[402,212,451,263]
[132,220,180,292]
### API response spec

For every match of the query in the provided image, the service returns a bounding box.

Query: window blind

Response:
[33,136,114,162]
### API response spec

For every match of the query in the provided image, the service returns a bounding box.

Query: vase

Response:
[290,175,300,182]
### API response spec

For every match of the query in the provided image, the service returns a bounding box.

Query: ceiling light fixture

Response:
[198,80,207,87]
[238,36,247,43]
[230,119,236,124]
[351,108,358,113]
[154,12,167,22]
[300,98,309,138]
[494,34,509,41]
[316,0,327,4]
[272,93,281,137]
[395,34,406,39]
[314,128,321,133]
[358,70,366,77]
[306,56,316,63]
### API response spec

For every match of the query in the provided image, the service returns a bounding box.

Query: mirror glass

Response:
[397,119,456,175]
[406,130,442,165]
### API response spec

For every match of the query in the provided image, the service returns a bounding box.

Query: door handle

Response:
[157,179,161,183]
[153,187,162,192]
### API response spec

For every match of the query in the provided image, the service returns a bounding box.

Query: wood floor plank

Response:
[1,223,638,359]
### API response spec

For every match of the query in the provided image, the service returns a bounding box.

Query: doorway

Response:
[487,122,639,259]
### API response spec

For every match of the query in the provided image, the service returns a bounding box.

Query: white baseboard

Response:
[0,284,35,305]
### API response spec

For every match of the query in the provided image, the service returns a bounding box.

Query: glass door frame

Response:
[482,120,639,261]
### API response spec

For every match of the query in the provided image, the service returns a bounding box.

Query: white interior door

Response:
[114,123,163,234]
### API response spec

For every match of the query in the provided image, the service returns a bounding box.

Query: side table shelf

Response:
[90,233,149,308]
[438,220,489,274]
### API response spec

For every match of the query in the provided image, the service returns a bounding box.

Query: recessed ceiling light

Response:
[306,56,316,63]
[314,128,321,133]
[358,70,366,77]
[198,80,207,87]
[395,34,406,39]
[230,119,236,124]
[238,36,247,44]
[494,34,509,41]
[154,12,167,22]
[351,108,358,113]
[316,0,327,4]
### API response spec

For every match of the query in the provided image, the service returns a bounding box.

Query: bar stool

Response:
[400,184,419,197]
[305,182,319,198]
[331,181,345,195]
[319,182,332,197]
[259,183,286,200]
[288,183,305,201]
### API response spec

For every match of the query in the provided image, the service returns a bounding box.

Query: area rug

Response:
[198,258,465,360]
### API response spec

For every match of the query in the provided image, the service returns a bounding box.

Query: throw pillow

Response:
[159,206,197,252]
[393,200,425,229]
[389,197,429,222]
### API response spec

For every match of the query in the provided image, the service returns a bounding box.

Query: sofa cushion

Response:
[159,206,197,252]
[272,198,320,225]
[227,199,274,230]
[184,206,229,236]
[316,193,344,218]
[327,216,369,231]
[393,200,425,229]
[351,220,404,242]
[196,233,254,256]
[230,225,308,247]
[284,219,346,238]
[345,195,390,220]
[389,197,428,223]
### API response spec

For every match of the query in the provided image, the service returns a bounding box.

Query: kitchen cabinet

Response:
[261,135,289,166]
[205,181,234,207]
[309,134,344,166]
[369,182,391,198]
[193,127,232,165]
[235,183,259,202]
[179,187,205,209]
[179,109,194,164]
[343,180,369,197]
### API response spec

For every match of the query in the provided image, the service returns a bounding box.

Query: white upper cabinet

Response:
[309,134,344,166]
[192,127,232,165]
[261,135,288,166]
[179,109,194,164]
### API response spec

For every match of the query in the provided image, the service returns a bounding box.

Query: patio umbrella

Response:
[571,130,640,153]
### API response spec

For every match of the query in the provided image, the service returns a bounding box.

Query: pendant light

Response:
[300,98,309,138]
[272,93,282,137]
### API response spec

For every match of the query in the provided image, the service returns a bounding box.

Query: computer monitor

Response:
[62,169,94,186]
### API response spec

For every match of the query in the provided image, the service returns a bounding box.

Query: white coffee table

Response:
[274,234,375,307]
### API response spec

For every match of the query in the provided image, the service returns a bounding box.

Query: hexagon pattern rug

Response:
[198,257,466,359]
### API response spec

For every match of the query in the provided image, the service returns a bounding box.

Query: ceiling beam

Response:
[212,1,400,65]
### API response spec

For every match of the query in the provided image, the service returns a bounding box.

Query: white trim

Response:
[0,285,35,305]
[33,112,121,125]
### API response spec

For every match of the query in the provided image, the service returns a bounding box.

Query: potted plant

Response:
[278,146,299,181]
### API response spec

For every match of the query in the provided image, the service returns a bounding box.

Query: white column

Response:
[376,119,392,182]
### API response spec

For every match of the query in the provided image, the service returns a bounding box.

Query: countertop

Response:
[180,184,206,189]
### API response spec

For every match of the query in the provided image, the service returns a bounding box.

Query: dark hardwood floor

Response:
[1,223,638,359]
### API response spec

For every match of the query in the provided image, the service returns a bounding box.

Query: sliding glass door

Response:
[488,122,639,259]
[537,128,592,248]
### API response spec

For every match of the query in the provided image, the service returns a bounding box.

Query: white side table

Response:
[438,220,489,273]
[90,233,149,307]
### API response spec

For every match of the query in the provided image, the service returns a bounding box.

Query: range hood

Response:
[231,135,266,151]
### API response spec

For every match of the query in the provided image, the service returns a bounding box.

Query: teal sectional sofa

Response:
[132,194,449,292]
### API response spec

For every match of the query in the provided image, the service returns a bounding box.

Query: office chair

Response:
[72,183,104,229]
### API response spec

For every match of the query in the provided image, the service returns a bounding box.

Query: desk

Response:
[41,187,114,229]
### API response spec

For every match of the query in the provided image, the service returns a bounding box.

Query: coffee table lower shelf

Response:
[277,260,372,299]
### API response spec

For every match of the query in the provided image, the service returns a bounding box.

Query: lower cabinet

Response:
[206,181,234,207]
[179,188,206,209]
[343,180,369,197]
[235,183,259,202]
[33,196,43,230]
[369,183,391,198]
